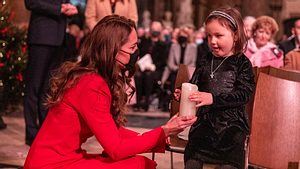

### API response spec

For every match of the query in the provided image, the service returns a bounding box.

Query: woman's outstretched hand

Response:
[161,114,197,137]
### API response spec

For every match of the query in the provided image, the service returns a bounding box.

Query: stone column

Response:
[240,0,270,17]
[176,0,193,26]
[152,0,165,21]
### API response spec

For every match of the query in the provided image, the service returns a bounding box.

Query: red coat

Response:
[24,73,166,169]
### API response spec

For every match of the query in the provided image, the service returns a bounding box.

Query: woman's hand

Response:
[189,91,213,107]
[173,89,181,102]
[161,114,197,137]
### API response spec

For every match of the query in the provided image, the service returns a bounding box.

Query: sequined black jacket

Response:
[185,52,255,169]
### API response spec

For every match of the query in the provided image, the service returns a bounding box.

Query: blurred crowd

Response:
[4,1,298,134]
[63,8,300,113]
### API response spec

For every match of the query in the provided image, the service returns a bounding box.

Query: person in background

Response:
[171,28,180,44]
[161,27,173,44]
[24,15,197,169]
[278,19,300,57]
[245,16,283,68]
[85,0,138,31]
[195,26,210,66]
[284,48,300,71]
[161,26,197,93]
[174,7,255,169]
[160,26,197,111]
[64,22,81,61]
[24,0,78,146]
[194,27,207,46]
[243,16,256,40]
[134,21,169,111]
[137,27,145,38]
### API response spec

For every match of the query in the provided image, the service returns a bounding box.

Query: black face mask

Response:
[124,49,140,72]
[151,31,161,38]
[177,36,188,45]
[164,34,171,43]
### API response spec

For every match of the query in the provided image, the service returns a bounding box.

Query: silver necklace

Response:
[210,56,229,78]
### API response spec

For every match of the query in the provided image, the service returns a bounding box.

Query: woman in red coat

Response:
[24,15,197,169]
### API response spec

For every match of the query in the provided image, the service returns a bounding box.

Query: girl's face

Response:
[253,28,272,48]
[116,29,138,66]
[206,20,235,57]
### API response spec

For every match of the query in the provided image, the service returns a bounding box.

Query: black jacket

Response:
[278,37,296,56]
[25,0,68,46]
[138,37,169,74]
[185,53,255,169]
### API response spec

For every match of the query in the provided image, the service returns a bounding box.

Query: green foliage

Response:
[0,1,28,111]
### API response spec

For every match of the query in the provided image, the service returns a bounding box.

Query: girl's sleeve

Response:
[77,77,166,161]
[212,57,256,109]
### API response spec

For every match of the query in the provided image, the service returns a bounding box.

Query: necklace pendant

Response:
[210,72,214,78]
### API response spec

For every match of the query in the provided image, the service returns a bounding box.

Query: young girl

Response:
[174,7,255,169]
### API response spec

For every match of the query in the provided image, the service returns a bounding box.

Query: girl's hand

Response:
[173,89,181,102]
[189,91,213,107]
[161,114,197,137]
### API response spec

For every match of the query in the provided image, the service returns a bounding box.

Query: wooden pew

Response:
[249,72,300,169]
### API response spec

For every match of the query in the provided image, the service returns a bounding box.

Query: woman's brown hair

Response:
[46,15,136,127]
[205,6,247,55]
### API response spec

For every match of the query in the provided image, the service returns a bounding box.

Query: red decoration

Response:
[1,27,8,33]
[5,50,12,58]
[7,11,15,23]
[22,45,27,54]
[16,73,23,81]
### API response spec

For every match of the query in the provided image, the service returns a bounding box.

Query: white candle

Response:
[179,83,198,116]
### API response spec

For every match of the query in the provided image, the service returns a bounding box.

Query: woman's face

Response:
[116,29,138,66]
[253,27,272,48]
[206,20,235,57]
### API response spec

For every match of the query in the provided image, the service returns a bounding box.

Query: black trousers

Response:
[134,70,162,110]
[23,44,62,144]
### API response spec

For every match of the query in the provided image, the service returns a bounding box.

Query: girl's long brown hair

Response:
[46,15,136,127]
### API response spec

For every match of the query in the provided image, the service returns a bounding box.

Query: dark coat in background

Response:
[24,0,68,145]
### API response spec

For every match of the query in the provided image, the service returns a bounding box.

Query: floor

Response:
[0,109,188,169]
[0,104,231,169]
